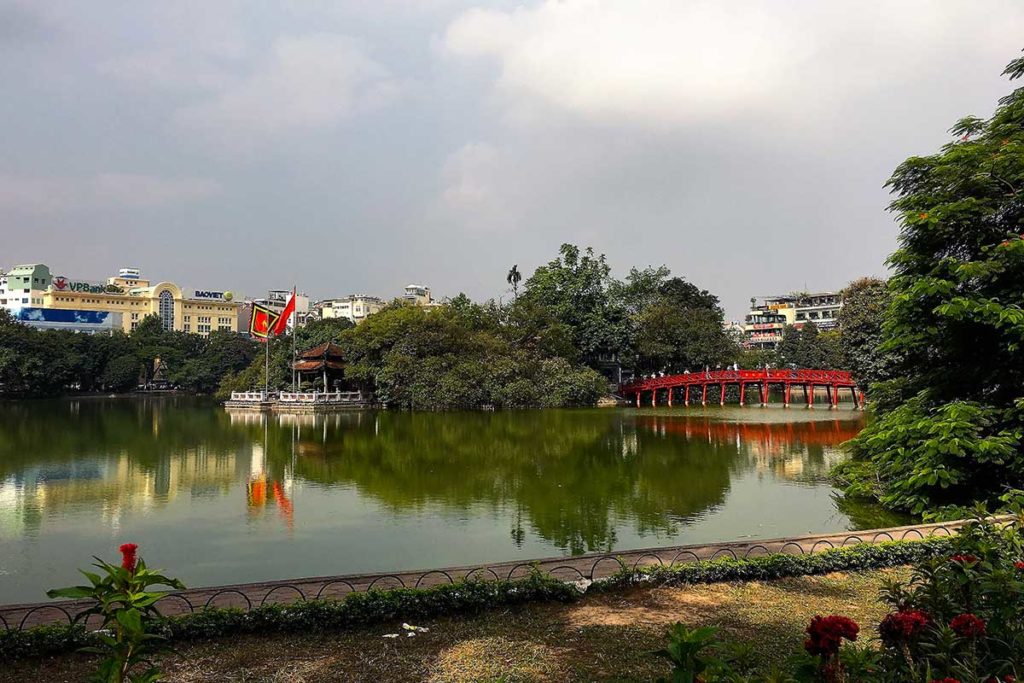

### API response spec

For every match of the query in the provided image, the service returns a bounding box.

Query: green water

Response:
[0,397,901,604]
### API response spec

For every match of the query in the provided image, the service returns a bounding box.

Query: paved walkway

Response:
[0,520,961,631]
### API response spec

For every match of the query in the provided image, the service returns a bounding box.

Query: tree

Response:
[101,355,142,392]
[520,244,629,369]
[838,53,1024,513]
[506,264,522,300]
[610,266,734,373]
[776,323,843,369]
[838,277,896,388]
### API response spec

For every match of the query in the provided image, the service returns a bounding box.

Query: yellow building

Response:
[43,268,241,335]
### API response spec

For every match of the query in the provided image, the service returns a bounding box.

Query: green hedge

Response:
[595,536,953,590]
[0,538,953,662]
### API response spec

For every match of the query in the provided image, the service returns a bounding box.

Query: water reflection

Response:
[0,398,899,604]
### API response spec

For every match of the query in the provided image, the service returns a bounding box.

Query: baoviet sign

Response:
[193,290,233,301]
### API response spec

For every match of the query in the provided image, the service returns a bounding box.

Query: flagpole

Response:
[291,286,297,393]
[264,325,270,398]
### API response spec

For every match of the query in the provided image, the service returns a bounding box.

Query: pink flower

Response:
[119,543,138,574]
[949,613,986,639]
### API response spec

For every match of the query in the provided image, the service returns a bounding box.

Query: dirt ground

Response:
[2,570,902,683]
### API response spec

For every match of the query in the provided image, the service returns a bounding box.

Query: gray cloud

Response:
[0,2,58,46]
[0,174,221,214]
[1,1,1022,317]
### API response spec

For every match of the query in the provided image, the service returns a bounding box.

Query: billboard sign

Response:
[193,290,234,301]
[51,276,113,294]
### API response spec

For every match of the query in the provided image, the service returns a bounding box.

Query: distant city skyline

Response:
[3,1,1023,320]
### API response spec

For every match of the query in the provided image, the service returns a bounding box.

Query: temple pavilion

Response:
[291,342,347,390]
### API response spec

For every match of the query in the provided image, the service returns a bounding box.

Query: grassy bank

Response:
[1,569,903,683]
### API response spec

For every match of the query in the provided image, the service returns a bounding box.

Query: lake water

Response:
[0,397,901,605]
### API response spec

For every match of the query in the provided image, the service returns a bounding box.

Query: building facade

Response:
[0,264,52,311]
[403,284,444,310]
[319,295,384,324]
[1,263,241,336]
[740,292,843,349]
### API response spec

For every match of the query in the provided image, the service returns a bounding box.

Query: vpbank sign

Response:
[52,276,110,294]
[194,290,234,301]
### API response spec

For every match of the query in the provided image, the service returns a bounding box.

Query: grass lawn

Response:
[1,569,904,683]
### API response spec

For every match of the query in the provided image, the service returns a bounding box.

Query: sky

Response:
[2,1,1023,320]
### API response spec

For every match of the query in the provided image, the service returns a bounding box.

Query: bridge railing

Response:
[620,369,855,393]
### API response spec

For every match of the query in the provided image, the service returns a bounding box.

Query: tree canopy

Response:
[0,311,258,397]
[837,53,1024,514]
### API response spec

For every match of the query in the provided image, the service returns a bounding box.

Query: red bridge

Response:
[619,369,863,409]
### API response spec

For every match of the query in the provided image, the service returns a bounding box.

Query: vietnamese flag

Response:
[249,304,279,341]
[272,290,296,336]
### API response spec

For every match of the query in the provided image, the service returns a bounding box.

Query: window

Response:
[183,323,191,333]
[158,290,174,331]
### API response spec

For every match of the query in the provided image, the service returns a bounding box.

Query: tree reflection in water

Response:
[0,400,878,558]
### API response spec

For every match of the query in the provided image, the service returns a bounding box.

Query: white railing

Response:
[278,391,365,403]
[230,391,270,402]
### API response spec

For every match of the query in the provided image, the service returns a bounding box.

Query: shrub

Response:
[870,513,1024,682]
[46,543,185,683]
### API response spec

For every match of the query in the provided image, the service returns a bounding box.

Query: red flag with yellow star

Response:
[249,303,280,342]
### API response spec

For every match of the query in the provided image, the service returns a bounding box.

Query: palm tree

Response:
[506,264,522,300]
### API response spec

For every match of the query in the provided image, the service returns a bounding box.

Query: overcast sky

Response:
[2,1,1022,319]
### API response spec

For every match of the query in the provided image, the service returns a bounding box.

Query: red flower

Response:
[949,613,986,639]
[804,615,859,656]
[879,609,931,644]
[119,543,138,574]
[950,554,978,565]
[919,212,929,220]
[1014,561,1024,571]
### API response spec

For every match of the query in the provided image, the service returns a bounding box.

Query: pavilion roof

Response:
[292,359,346,372]
[298,342,345,360]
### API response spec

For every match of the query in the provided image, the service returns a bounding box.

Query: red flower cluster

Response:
[949,554,978,565]
[878,609,931,644]
[804,615,859,656]
[1014,561,1024,571]
[949,613,986,639]
[985,676,1017,683]
[119,543,138,574]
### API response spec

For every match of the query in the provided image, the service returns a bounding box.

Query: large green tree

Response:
[838,53,1024,514]
[837,277,896,389]
[611,266,736,373]
[520,244,629,369]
